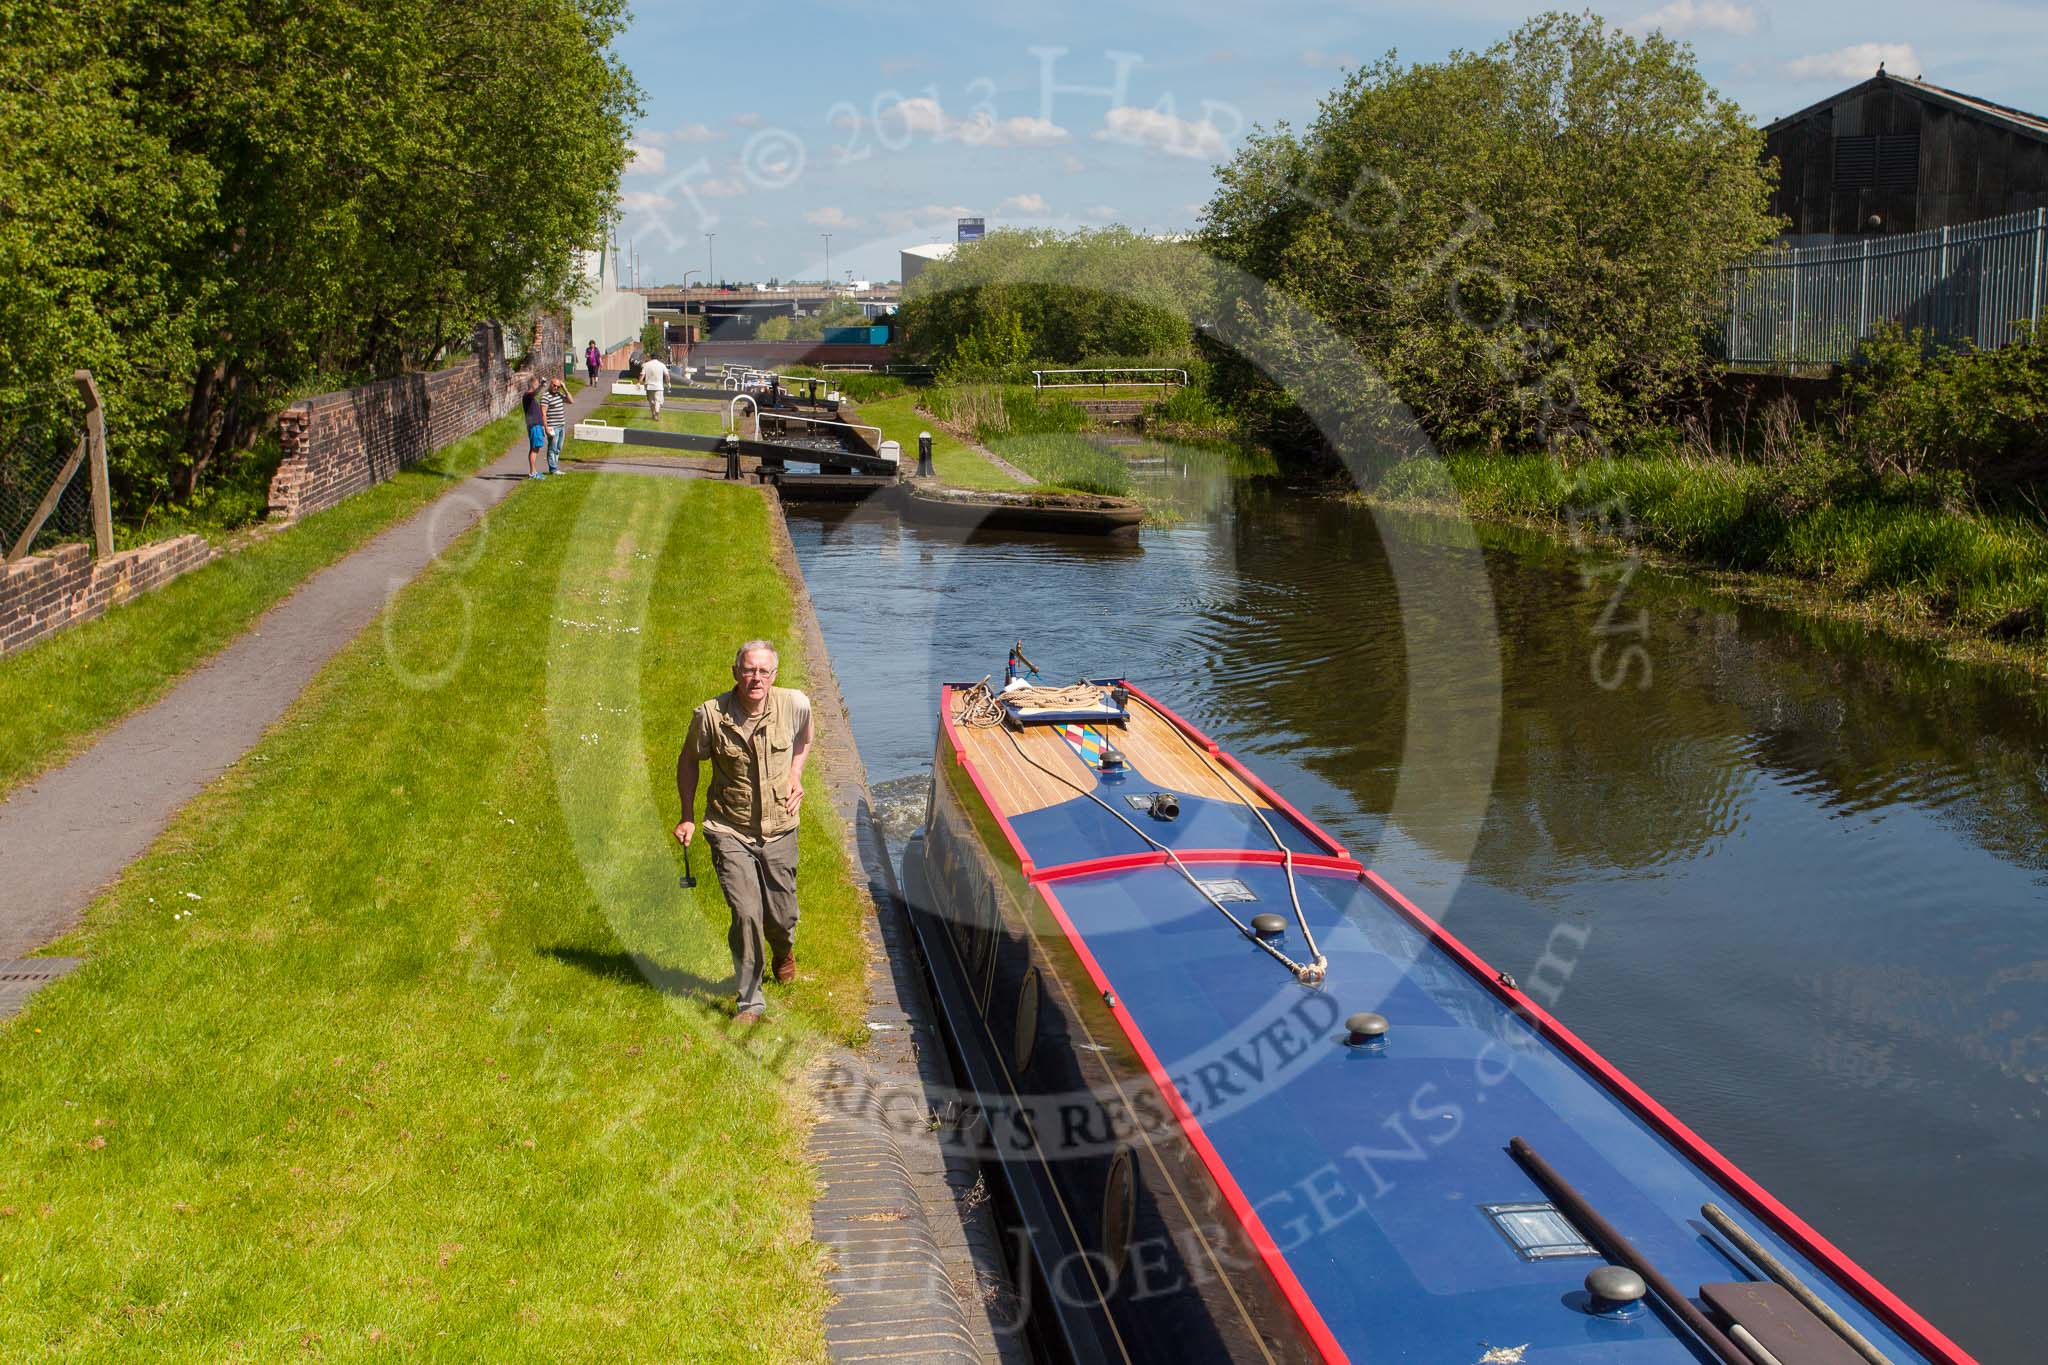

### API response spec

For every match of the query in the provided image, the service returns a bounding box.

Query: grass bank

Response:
[843,393,1024,490]
[0,473,867,1358]
[0,413,526,797]
[1372,450,2048,668]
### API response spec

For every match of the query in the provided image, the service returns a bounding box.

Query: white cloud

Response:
[1094,106,1231,160]
[638,122,722,146]
[1082,204,1118,220]
[1783,42,1920,83]
[1300,49,1358,70]
[1059,153,1088,175]
[697,176,748,199]
[730,112,763,128]
[960,114,1070,147]
[804,206,861,229]
[1624,1,1760,37]
[879,202,976,234]
[624,143,666,177]
[999,193,1050,215]
[871,98,1070,148]
[618,191,672,214]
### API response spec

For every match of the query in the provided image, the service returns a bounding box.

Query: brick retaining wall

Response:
[267,317,563,521]
[1,535,217,657]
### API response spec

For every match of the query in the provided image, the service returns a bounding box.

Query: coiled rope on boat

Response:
[953,677,1329,986]
[953,679,1111,729]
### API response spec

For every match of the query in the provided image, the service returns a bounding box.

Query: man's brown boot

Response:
[734,1005,764,1025]
[773,950,797,984]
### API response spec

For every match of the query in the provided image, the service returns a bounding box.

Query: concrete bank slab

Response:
[764,503,1028,1365]
[0,376,614,966]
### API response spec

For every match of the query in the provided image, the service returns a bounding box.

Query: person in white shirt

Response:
[639,354,668,416]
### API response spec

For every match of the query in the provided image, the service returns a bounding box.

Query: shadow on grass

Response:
[541,945,732,1009]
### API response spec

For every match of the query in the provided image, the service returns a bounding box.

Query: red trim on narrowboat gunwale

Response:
[1033,877,1353,1365]
[1029,848,1361,884]
[940,679,1975,1365]
[939,683,1039,878]
[1120,682,1352,860]
[1354,871,1979,1365]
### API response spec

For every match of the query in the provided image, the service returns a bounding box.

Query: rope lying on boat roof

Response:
[953,679,1110,729]
[962,677,1328,986]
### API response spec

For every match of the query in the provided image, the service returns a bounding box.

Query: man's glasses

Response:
[738,666,775,676]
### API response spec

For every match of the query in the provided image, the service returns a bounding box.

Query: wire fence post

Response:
[1858,239,1872,342]
[1938,225,1953,341]
[76,370,112,556]
[1788,260,1800,362]
[2033,207,2046,333]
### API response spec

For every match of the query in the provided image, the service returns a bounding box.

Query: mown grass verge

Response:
[845,394,1024,490]
[1373,451,2048,659]
[567,403,728,456]
[0,413,525,797]
[0,473,868,1359]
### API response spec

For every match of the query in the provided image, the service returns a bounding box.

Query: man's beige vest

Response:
[696,687,803,840]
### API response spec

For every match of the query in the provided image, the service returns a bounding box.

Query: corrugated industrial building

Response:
[1764,68,2048,242]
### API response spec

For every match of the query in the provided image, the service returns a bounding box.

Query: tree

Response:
[898,228,1208,369]
[1,0,641,510]
[1202,12,1778,458]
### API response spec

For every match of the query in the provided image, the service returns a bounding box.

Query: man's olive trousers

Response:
[704,827,799,1012]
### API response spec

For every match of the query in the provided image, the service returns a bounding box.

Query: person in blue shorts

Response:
[522,376,547,479]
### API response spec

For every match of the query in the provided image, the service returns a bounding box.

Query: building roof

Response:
[1766,70,2048,145]
[900,242,957,262]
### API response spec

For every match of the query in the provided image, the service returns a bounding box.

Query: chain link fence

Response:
[1725,208,2048,368]
[1,380,93,558]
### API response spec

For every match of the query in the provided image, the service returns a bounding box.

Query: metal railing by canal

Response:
[1725,207,2048,368]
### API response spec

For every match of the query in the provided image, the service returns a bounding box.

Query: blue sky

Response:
[611,0,2048,286]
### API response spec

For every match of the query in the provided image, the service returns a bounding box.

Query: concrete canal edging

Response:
[762,496,1030,1364]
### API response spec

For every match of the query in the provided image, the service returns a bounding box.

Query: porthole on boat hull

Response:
[1103,1148,1138,1283]
[1013,968,1041,1074]
[1480,1202,1598,1261]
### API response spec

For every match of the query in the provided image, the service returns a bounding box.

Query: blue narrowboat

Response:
[899,659,1980,1365]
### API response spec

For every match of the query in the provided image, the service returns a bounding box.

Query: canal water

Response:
[785,478,2044,1365]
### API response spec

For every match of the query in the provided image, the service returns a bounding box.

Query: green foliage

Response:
[922,384,1089,439]
[1202,12,1779,463]
[640,317,667,353]
[0,0,641,515]
[992,435,1134,497]
[899,229,1211,370]
[1378,448,2048,638]
[1838,322,2048,483]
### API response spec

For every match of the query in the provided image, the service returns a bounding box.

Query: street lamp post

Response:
[706,233,716,288]
[821,233,832,289]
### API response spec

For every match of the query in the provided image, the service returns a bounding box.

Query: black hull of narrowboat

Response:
[902,753,1323,1364]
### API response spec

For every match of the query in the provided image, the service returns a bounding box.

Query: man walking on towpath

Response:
[674,640,812,1023]
[639,351,668,418]
[522,375,548,479]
